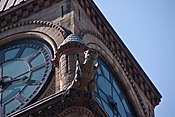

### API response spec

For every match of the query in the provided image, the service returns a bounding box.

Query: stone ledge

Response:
[9,89,104,117]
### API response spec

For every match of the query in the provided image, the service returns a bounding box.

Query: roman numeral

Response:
[0,88,4,116]
[26,49,41,62]
[0,67,2,80]
[0,86,3,102]
[15,47,25,58]
[26,80,41,85]
[15,93,26,104]
[0,52,5,65]
[0,104,3,117]
[30,62,48,72]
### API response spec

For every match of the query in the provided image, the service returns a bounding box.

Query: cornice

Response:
[77,0,161,104]
[77,0,162,116]
[80,30,149,117]
[0,0,32,12]
[0,20,68,38]
[10,89,103,117]
[0,0,63,28]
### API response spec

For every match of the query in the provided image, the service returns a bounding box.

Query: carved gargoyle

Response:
[71,49,99,95]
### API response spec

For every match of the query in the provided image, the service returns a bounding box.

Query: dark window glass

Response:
[20,48,36,58]
[95,58,134,117]
[5,48,20,60]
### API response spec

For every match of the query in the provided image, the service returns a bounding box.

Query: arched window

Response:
[95,57,134,117]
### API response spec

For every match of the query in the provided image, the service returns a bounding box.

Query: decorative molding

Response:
[80,31,151,117]
[10,89,104,117]
[77,0,161,108]
[0,0,65,28]
[0,20,68,38]
[0,0,28,12]
[58,106,94,117]
[0,20,71,58]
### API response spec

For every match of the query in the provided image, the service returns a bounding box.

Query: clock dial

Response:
[95,58,134,117]
[0,39,53,116]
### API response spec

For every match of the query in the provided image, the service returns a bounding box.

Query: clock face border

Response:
[94,57,135,117]
[0,38,54,116]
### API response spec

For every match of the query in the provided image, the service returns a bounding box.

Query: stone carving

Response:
[10,89,104,117]
[58,106,95,117]
[69,49,98,95]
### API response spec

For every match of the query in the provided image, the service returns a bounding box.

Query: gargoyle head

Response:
[84,49,98,60]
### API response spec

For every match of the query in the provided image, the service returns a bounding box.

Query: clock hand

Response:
[12,70,30,79]
[0,70,30,87]
[2,76,28,84]
[0,85,3,116]
[0,77,2,85]
[0,76,11,86]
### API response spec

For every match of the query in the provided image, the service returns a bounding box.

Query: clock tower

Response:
[0,0,161,117]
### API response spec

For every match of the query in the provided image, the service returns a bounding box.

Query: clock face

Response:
[95,58,134,117]
[0,39,53,116]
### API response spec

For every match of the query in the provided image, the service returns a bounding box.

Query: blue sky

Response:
[94,0,175,117]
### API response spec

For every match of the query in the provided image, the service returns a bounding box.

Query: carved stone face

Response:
[84,49,98,60]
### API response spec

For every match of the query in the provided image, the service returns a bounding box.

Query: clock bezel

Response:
[0,38,54,116]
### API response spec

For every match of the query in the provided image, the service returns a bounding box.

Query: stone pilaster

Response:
[58,50,85,91]
[54,34,88,92]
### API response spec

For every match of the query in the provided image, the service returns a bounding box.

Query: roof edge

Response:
[89,0,162,98]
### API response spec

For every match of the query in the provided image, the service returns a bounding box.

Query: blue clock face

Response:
[0,39,53,116]
[95,58,134,117]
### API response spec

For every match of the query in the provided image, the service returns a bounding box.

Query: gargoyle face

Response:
[84,49,98,60]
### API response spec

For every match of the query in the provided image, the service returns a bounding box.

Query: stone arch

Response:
[0,20,72,100]
[0,20,70,56]
[80,31,145,117]
[58,106,94,117]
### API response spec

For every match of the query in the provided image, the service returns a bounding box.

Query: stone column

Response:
[55,34,88,92]
[58,50,85,91]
